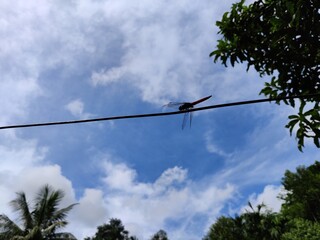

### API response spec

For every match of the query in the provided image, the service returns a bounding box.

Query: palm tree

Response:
[0,184,78,240]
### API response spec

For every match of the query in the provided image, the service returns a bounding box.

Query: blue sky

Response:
[0,1,319,239]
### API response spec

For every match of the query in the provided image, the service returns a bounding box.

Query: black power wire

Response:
[0,94,319,130]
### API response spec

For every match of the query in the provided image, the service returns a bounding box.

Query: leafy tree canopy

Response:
[280,161,320,221]
[281,218,320,240]
[211,0,320,150]
[203,216,242,240]
[204,161,320,239]
[203,203,284,240]
[85,218,138,240]
[150,229,169,240]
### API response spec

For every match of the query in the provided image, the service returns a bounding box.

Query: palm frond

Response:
[51,203,78,223]
[45,189,65,222]
[10,192,33,230]
[0,214,24,239]
[23,226,43,240]
[42,220,68,237]
[32,184,78,232]
[33,184,52,227]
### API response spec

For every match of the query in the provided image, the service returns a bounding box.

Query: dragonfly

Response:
[164,95,212,129]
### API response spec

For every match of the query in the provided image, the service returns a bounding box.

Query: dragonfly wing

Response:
[163,102,186,108]
[189,112,193,128]
[182,112,190,129]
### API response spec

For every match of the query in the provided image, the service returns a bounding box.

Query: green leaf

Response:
[288,115,299,120]
[314,137,320,148]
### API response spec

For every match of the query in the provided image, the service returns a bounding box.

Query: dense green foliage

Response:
[203,216,240,240]
[281,219,320,240]
[280,161,320,221]
[203,204,285,240]
[211,0,320,150]
[0,185,77,240]
[204,161,320,239]
[85,219,169,240]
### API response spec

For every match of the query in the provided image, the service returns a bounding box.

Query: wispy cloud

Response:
[204,130,233,157]
[65,99,93,119]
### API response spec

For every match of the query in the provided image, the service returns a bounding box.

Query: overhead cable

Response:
[0,93,319,130]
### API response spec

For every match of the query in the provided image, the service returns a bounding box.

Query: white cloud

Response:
[0,158,106,240]
[202,64,266,103]
[0,2,241,239]
[102,160,142,192]
[0,133,50,218]
[66,189,108,239]
[0,164,77,228]
[0,137,46,173]
[154,167,187,190]
[241,185,284,213]
[90,0,243,105]
[99,158,235,239]
[91,67,127,85]
[13,165,76,205]
[65,99,93,119]
[1,1,318,240]
[0,77,42,125]
[0,156,233,240]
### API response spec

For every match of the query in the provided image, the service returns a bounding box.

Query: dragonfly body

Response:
[179,102,194,111]
[178,95,212,111]
[164,95,212,129]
